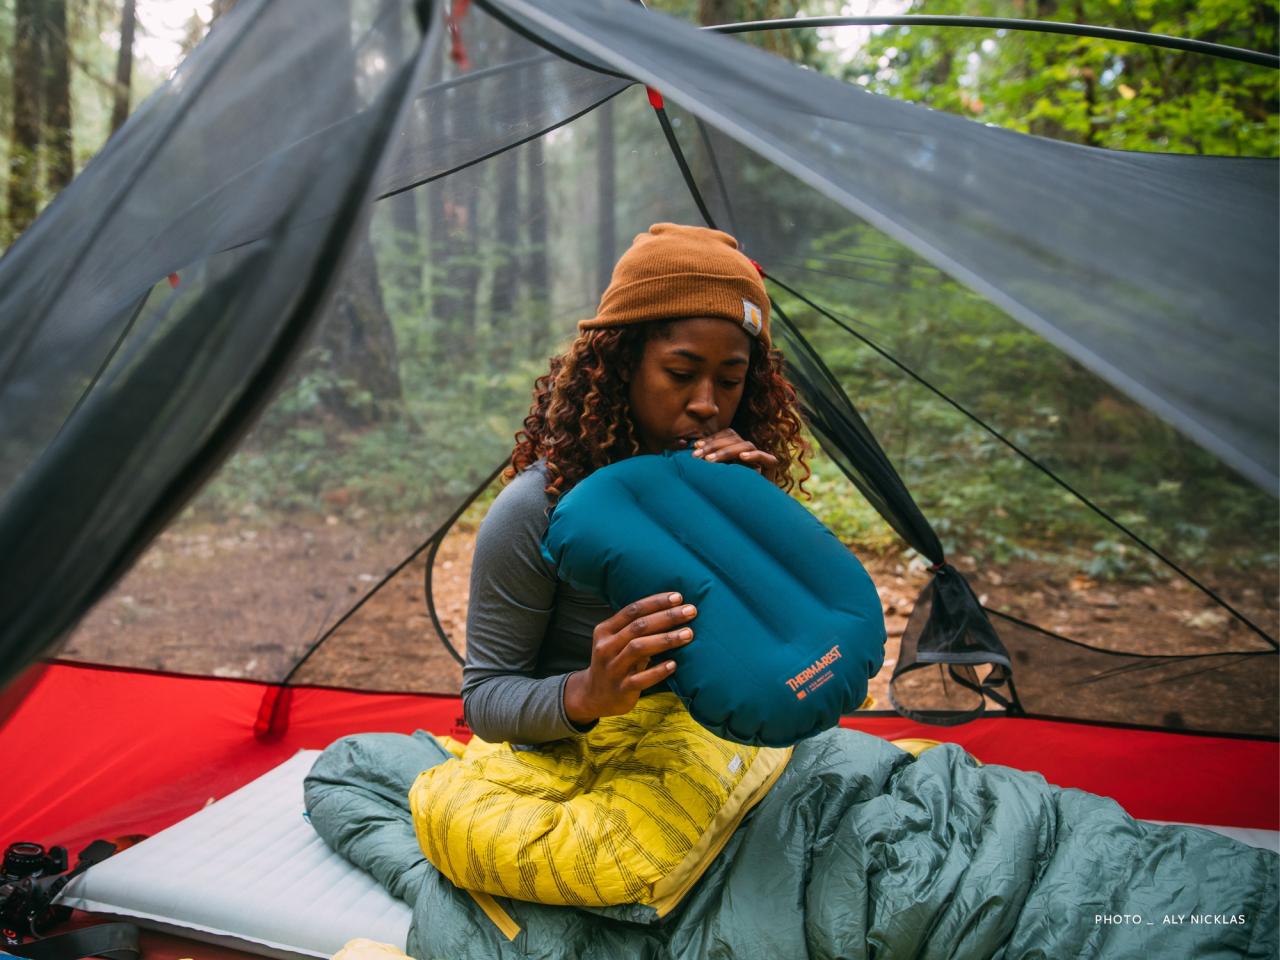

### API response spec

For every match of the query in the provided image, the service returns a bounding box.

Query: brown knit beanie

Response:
[579,223,770,348]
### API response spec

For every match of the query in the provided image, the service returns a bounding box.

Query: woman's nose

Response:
[686,381,718,420]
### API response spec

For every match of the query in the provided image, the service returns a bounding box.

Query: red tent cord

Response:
[253,684,292,741]
[447,0,473,70]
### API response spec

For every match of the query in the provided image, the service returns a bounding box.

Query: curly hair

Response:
[508,322,811,500]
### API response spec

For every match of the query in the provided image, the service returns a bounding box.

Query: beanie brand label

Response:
[786,645,842,700]
[742,299,763,337]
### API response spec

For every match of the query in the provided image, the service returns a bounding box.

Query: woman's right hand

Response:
[563,592,696,726]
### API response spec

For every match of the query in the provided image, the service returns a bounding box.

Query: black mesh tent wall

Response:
[0,0,1275,740]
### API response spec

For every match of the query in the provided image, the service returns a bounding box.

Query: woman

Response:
[461,223,811,744]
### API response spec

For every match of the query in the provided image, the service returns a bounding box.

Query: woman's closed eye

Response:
[666,369,695,382]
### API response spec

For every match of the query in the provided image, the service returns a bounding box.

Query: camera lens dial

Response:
[2,843,47,879]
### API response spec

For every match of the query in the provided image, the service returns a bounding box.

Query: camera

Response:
[0,842,71,944]
[3,842,68,881]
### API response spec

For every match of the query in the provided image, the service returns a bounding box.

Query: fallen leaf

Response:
[1183,609,1228,631]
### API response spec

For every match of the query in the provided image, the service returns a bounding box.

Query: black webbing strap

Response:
[5,924,139,960]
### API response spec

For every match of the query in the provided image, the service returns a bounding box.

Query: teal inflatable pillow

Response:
[540,450,885,747]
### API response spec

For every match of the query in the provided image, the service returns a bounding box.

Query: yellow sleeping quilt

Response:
[408,692,790,915]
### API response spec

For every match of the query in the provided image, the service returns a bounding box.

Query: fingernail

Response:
[692,450,702,457]
[668,592,682,603]
[682,605,696,617]
[694,439,704,447]
[706,453,716,461]
[666,661,676,672]
[677,628,692,640]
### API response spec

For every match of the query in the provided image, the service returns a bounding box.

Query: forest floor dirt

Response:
[64,513,1279,721]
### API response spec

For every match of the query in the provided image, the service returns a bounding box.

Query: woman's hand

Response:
[564,592,696,725]
[692,428,779,476]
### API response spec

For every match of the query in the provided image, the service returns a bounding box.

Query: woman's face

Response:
[627,317,753,454]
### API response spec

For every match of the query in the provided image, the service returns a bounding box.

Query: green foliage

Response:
[798,446,901,554]
[850,0,1278,157]
[196,364,532,528]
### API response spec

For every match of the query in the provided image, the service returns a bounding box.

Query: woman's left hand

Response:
[691,429,779,475]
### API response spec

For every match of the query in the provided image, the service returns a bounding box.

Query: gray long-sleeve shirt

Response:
[460,463,612,743]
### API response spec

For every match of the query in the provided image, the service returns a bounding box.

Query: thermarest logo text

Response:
[786,645,842,699]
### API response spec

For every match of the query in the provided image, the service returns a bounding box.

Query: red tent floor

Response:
[3,661,1276,854]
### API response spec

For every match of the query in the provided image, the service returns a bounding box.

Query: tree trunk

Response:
[381,9,423,311]
[319,236,406,425]
[595,99,616,294]
[489,148,520,367]
[430,53,481,368]
[1073,0,1100,148]
[441,190,481,359]
[425,53,454,374]
[110,0,137,135]
[524,135,550,354]
[485,25,522,365]
[44,0,74,191]
[696,0,736,26]
[315,0,405,423]
[7,0,43,241]
[1026,0,1067,140]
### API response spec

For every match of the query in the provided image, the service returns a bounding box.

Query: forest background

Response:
[1,0,1277,686]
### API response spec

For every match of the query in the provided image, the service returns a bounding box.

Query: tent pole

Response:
[422,462,508,666]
